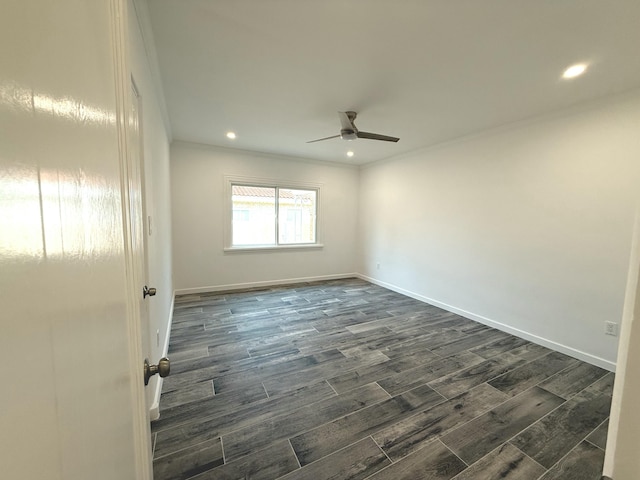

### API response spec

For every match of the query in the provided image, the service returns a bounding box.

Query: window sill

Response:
[224,244,324,253]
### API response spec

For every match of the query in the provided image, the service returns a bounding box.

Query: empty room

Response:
[3,1,640,480]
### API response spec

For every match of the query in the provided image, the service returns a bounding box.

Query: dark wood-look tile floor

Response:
[152,278,612,480]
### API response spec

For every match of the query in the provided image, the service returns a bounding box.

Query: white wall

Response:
[359,91,640,369]
[129,0,173,415]
[171,143,359,291]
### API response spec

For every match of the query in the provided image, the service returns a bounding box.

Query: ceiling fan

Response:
[307,111,400,143]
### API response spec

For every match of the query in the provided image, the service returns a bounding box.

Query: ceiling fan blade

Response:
[356,131,400,142]
[306,134,341,143]
[338,111,356,131]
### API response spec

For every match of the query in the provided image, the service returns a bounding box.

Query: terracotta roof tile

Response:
[232,185,314,200]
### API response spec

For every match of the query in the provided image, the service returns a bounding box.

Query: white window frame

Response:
[223,175,324,252]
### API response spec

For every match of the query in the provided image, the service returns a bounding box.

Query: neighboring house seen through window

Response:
[231,183,318,247]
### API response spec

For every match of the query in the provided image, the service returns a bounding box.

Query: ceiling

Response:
[147,0,640,166]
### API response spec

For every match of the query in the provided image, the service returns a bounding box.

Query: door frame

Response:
[110,0,153,478]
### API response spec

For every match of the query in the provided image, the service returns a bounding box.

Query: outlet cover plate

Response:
[605,321,618,336]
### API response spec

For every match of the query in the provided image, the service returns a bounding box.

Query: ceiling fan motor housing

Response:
[340,129,357,140]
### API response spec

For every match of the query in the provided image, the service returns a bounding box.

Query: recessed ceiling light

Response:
[562,63,588,79]
[347,151,354,157]
[226,131,236,139]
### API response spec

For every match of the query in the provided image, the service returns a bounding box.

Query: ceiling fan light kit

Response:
[307,111,400,144]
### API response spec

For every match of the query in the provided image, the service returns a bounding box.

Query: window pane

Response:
[232,185,276,245]
[278,188,316,244]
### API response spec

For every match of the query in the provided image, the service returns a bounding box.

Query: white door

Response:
[129,80,158,412]
[0,1,152,479]
[604,210,640,478]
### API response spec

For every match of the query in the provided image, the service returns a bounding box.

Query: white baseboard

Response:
[174,273,358,296]
[149,292,175,421]
[358,274,616,372]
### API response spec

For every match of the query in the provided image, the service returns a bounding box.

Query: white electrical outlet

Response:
[605,321,618,336]
[376,263,380,270]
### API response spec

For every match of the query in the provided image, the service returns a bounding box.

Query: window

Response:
[232,209,250,222]
[227,180,319,249]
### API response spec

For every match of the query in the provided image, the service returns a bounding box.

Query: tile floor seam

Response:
[587,417,610,442]
[563,371,613,400]
[579,417,610,448]
[471,397,605,472]
[423,382,509,435]
[288,438,302,469]
[426,382,451,400]
[462,382,544,415]
[375,381,393,399]
[152,401,263,436]
[177,387,384,459]
[534,435,603,479]
[435,384,564,461]
[430,335,511,359]
[290,434,392,474]
[181,395,332,440]
[533,369,609,402]
[360,454,397,480]
[455,441,549,480]
[274,387,450,466]
[422,354,524,400]
[370,434,394,464]
[584,438,605,452]
[152,437,218,461]
[221,394,394,460]
[439,437,469,467]
[324,379,340,396]
[422,346,442,359]
[169,311,204,319]
[496,384,582,449]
